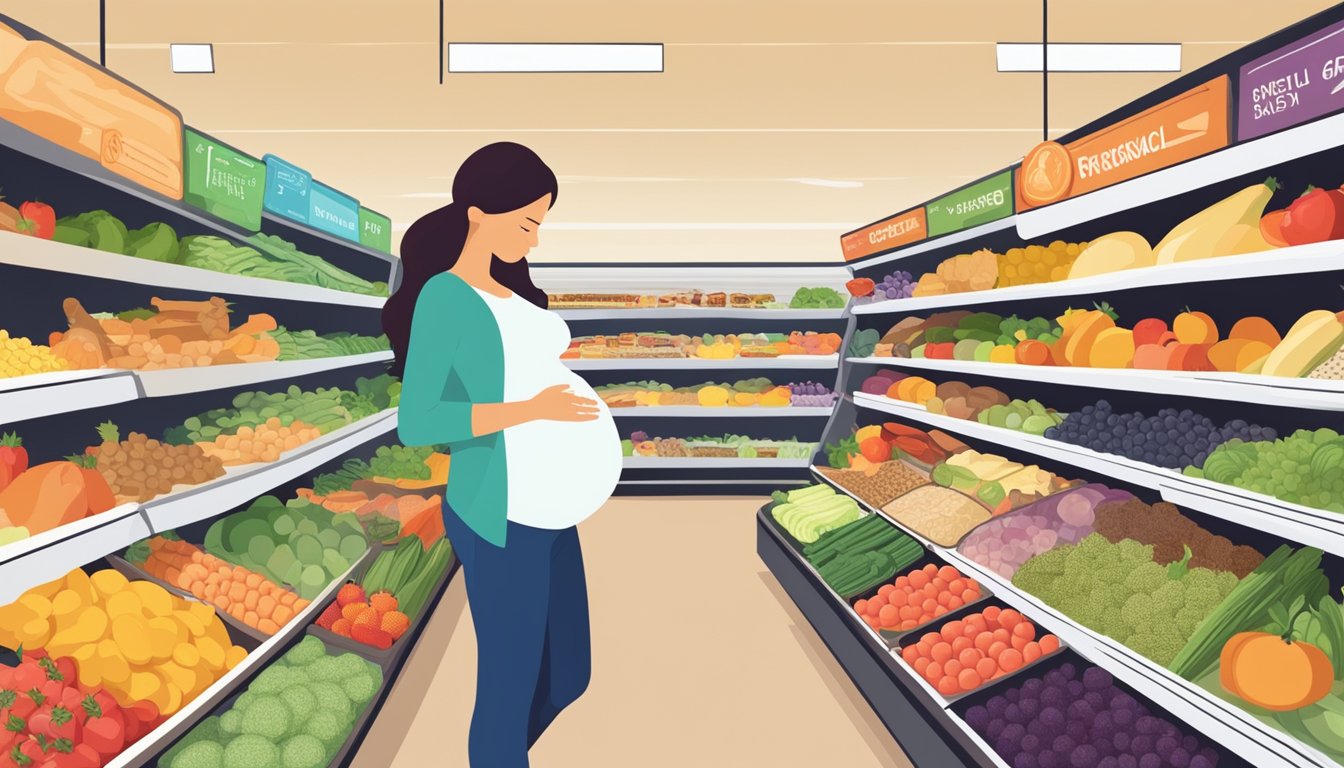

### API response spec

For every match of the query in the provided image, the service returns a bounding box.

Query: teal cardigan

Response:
[396,272,511,546]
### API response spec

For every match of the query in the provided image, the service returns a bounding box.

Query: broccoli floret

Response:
[308,681,353,723]
[1123,562,1166,594]
[1174,607,1207,636]
[303,711,347,746]
[280,734,328,768]
[285,636,328,668]
[331,652,374,681]
[1120,593,1155,631]
[280,686,318,722]
[1115,537,1154,562]
[249,665,296,695]
[307,656,344,683]
[240,695,292,740]
[234,691,256,712]
[171,740,224,768]
[1126,628,1188,667]
[222,734,280,768]
[342,671,379,706]
[219,709,242,736]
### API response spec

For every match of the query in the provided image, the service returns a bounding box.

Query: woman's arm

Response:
[471,385,599,436]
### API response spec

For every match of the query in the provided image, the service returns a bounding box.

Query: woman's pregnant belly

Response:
[502,369,623,529]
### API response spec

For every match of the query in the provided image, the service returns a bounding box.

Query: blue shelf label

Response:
[262,154,312,224]
[308,181,360,242]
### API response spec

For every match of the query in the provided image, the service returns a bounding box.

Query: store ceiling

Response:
[0,1,1338,262]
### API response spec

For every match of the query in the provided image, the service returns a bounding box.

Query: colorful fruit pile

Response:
[854,564,983,633]
[202,496,368,600]
[1189,427,1344,513]
[83,421,224,503]
[802,515,923,596]
[847,270,915,303]
[932,450,1075,515]
[597,378,801,408]
[907,241,1088,298]
[158,636,382,768]
[962,663,1226,768]
[867,303,1344,378]
[1046,400,1274,470]
[862,370,1067,435]
[624,432,816,459]
[0,648,165,768]
[0,569,247,717]
[0,443,116,547]
[567,331,842,360]
[957,485,1132,579]
[314,583,409,650]
[130,535,309,636]
[194,418,322,466]
[770,484,863,544]
[1013,534,1239,667]
[360,536,453,621]
[901,606,1062,697]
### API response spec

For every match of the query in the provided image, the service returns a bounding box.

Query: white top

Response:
[472,288,622,529]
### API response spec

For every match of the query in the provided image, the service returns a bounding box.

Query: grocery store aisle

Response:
[351,497,912,768]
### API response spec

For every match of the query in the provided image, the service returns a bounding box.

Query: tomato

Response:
[1280,186,1344,245]
[16,203,54,240]
[845,277,876,298]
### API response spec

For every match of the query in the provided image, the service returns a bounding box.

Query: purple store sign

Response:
[1238,20,1344,140]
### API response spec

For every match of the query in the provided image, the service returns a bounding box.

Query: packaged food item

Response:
[883,485,991,547]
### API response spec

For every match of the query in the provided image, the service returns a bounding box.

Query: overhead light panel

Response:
[170,44,214,73]
[447,43,662,73]
[996,43,1180,73]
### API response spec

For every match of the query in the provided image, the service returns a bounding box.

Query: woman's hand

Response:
[529,384,600,422]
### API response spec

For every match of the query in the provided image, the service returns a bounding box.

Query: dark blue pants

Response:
[442,505,592,768]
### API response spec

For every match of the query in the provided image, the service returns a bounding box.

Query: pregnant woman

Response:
[383,142,622,767]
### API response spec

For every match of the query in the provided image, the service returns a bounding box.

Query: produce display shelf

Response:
[134,351,394,397]
[565,354,840,371]
[105,552,369,768]
[622,456,813,469]
[847,218,1018,271]
[143,409,399,532]
[0,368,140,424]
[807,472,1314,768]
[0,353,393,424]
[0,503,148,605]
[849,391,1344,559]
[0,231,386,308]
[1015,111,1344,240]
[845,356,1344,412]
[850,239,1344,315]
[755,508,1001,768]
[555,307,848,321]
[607,405,835,418]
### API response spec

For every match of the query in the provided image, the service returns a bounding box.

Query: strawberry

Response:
[350,623,394,650]
[315,602,342,630]
[380,611,410,640]
[336,583,366,607]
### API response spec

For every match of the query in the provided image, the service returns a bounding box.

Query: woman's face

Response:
[469,194,553,263]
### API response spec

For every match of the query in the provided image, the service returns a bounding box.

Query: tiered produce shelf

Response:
[565,354,840,371]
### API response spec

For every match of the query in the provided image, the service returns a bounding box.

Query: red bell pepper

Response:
[1280,185,1344,245]
[0,434,27,493]
[16,203,53,240]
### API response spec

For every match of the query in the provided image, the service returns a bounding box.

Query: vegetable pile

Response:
[0,449,117,547]
[769,484,862,544]
[158,636,382,768]
[902,606,1061,697]
[624,433,816,459]
[86,422,224,503]
[788,286,846,309]
[803,515,923,596]
[854,563,983,633]
[0,329,69,378]
[957,484,1131,579]
[1189,427,1344,513]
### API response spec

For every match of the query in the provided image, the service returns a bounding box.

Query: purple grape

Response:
[1170,748,1191,768]
[1137,754,1161,768]
[1070,745,1099,768]
[1014,755,1039,768]
[965,705,989,731]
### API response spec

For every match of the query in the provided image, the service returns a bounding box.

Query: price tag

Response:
[840,208,926,261]
[308,181,360,242]
[183,128,264,230]
[359,207,392,254]
[263,154,312,224]
[926,171,1013,236]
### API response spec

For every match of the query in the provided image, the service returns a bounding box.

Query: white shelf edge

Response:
[851,239,1344,315]
[565,354,840,371]
[851,389,1344,567]
[1016,112,1344,240]
[847,217,1018,272]
[106,550,370,768]
[607,405,834,418]
[555,307,847,321]
[134,352,393,397]
[0,231,386,308]
[0,369,140,425]
[143,410,398,532]
[0,503,147,605]
[623,456,814,469]
[844,356,1344,412]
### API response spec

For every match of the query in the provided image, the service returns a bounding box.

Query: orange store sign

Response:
[1016,76,1231,210]
[840,207,927,261]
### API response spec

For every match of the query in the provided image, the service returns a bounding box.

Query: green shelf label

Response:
[925,170,1013,237]
[359,207,392,254]
[183,128,265,231]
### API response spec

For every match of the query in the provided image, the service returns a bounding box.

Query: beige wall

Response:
[0,1,1337,262]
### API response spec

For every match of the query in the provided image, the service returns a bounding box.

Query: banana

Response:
[1262,310,1344,377]
[1154,179,1277,264]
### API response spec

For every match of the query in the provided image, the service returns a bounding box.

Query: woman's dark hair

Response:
[383,142,556,377]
